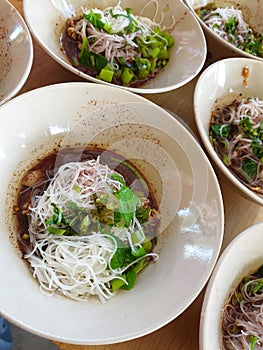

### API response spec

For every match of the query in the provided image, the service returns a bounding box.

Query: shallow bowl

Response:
[0,0,33,105]
[184,0,263,61]
[22,0,207,94]
[194,57,263,205]
[200,222,263,349]
[0,82,224,344]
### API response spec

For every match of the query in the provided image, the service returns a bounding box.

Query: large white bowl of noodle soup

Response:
[184,0,263,61]
[194,57,263,206]
[200,222,263,350]
[0,83,224,344]
[22,0,207,94]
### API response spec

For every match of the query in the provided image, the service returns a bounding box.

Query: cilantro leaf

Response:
[110,247,136,269]
[83,10,113,34]
[83,10,105,30]
[135,205,150,224]
[114,186,141,227]
[252,138,263,158]
[94,54,109,71]
[210,124,232,138]
[79,44,108,71]
[225,16,237,34]
[241,159,258,180]
[121,268,136,290]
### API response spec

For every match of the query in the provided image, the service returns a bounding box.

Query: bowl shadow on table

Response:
[11,323,59,350]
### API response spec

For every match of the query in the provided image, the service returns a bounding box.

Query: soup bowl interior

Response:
[194,57,263,205]
[0,0,33,105]
[184,0,263,61]
[0,82,224,344]
[22,0,207,94]
[200,222,263,349]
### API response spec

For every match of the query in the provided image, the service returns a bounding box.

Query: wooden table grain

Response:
[9,1,263,349]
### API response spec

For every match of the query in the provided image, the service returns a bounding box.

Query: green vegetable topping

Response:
[121,68,134,84]
[249,335,258,350]
[252,279,263,293]
[210,124,232,138]
[225,16,238,35]
[64,3,175,87]
[222,154,231,166]
[110,245,136,269]
[241,159,258,180]
[98,67,114,82]
[114,185,141,228]
[121,267,136,290]
[83,10,113,34]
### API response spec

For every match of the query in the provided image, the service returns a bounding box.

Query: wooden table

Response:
[9,1,263,349]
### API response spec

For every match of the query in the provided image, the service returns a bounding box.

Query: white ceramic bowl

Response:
[0,82,224,344]
[22,0,207,94]
[200,221,263,350]
[194,57,263,206]
[0,0,33,105]
[184,0,263,61]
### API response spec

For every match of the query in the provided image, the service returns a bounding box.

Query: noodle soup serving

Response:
[23,0,207,93]
[194,57,263,205]
[195,3,263,59]
[14,147,160,302]
[184,0,263,62]
[61,1,175,88]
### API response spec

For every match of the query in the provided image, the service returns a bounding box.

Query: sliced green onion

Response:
[149,47,161,58]
[79,37,88,59]
[99,67,114,82]
[158,48,168,60]
[121,68,134,84]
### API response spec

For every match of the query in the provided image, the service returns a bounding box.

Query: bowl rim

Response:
[194,56,263,206]
[22,0,207,94]
[0,0,34,106]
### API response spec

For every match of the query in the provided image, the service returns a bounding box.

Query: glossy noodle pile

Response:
[15,152,160,302]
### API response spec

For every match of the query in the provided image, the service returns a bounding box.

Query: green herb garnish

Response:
[249,335,258,350]
[210,124,232,138]
[241,159,258,180]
